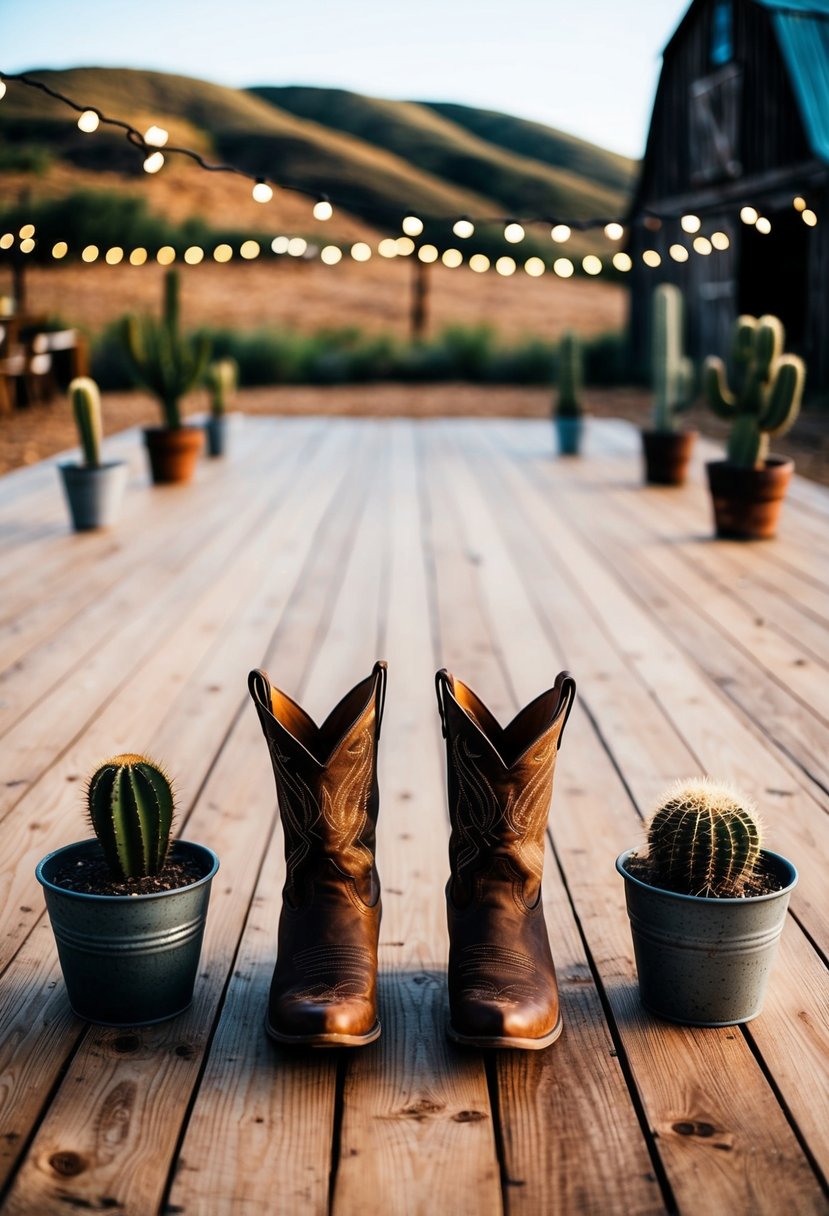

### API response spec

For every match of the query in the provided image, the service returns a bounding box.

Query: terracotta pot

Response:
[641,429,697,486]
[143,425,204,485]
[706,458,794,540]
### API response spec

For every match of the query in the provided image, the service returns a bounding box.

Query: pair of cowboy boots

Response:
[248,661,576,1049]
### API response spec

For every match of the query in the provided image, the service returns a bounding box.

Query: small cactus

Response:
[205,358,238,418]
[704,314,805,468]
[646,778,761,897]
[652,284,694,431]
[87,755,175,879]
[555,331,583,419]
[69,377,103,467]
[121,270,211,430]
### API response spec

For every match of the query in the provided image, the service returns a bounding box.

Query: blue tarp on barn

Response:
[758,0,829,162]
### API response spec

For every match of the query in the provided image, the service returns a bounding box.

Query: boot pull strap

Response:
[553,672,577,750]
[372,661,388,740]
[248,668,272,712]
[435,668,451,739]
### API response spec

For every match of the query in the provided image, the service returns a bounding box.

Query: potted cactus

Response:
[616,779,797,1027]
[553,330,585,456]
[121,270,211,484]
[204,357,238,457]
[36,754,219,1026]
[704,314,805,538]
[641,284,696,485]
[58,377,128,531]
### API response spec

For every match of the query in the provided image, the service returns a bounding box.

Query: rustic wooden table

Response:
[0,417,827,1215]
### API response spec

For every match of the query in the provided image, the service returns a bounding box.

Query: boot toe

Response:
[269,992,378,1043]
[451,994,559,1046]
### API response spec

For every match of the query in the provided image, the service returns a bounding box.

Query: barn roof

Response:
[759,1,829,161]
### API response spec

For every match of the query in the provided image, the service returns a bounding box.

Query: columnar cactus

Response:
[652,284,694,431]
[69,377,102,467]
[704,314,805,468]
[555,331,583,418]
[88,755,175,879]
[205,357,238,418]
[646,778,761,897]
[121,270,211,429]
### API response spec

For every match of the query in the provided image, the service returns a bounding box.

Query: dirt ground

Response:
[2,383,826,486]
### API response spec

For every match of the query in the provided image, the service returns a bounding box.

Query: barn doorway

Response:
[738,210,808,348]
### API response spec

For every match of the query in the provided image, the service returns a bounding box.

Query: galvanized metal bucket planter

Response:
[555,417,584,456]
[58,461,128,531]
[616,848,797,1027]
[37,839,219,1026]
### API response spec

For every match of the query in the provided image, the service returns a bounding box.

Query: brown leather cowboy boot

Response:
[248,661,387,1046]
[435,668,576,1049]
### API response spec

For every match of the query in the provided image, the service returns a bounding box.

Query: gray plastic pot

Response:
[36,839,219,1026]
[205,416,228,457]
[58,461,128,531]
[616,848,797,1027]
[555,417,584,456]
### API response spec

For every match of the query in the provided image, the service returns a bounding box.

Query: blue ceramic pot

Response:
[555,417,583,456]
[37,839,219,1026]
[205,416,228,457]
[58,461,128,531]
[616,848,796,1026]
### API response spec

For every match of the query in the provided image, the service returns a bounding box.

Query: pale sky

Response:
[0,0,688,158]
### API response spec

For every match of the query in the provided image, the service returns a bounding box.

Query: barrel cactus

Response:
[704,314,805,468]
[121,270,211,429]
[87,755,175,879]
[555,331,583,419]
[646,778,761,898]
[652,284,694,431]
[205,357,238,418]
[69,377,103,467]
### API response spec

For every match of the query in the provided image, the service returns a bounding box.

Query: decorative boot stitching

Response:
[289,943,374,1003]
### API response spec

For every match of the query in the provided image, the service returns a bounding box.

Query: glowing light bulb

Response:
[582,255,602,275]
[418,244,438,263]
[669,244,689,262]
[711,231,729,250]
[803,209,817,227]
[271,236,289,253]
[612,252,632,271]
[793,196,806,212]
[252,180,273,204]
[144,125,168,147]
[143,151,164,174]
[469,254,490,273]
[213,244,233,263]
[442,248,463,268]
[77,109,99,133]
[129,248,148,266]
[52,241,68,259]
[351,242,372,261]
[604,222,624,241]
[755,217,771,235]
[287,237,307,257]
[402,216,423,237]
[313,198,333,221]
[105,247,124,265]
[0,233,13,249]
[693,236,712,255]
[740,206,758,225]
[321,245,342,265]
[19,223,35,239]
[504,222,525,244]
[524,256,545,277]
[553,257,574,278]
[155,246,175,265]
[680,214,701,234]
[551,224,571,243]
[0,81,6,101]
[20,238,35,254]
[81,245,99,263]
[395,236,415,256]
[240,240,260,259]
[453,217,474,239]
[378,238,398,258]
[642,249,662,267]
[184,246,204,264]
[495,256,516,275]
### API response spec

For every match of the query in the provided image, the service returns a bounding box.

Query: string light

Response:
[77,109,99,133]
[402,216,423,237]
[680,214,701,233]
[418,244,439,263]
[793,196,806,212]
[52,241,68,259]
[0,233,13,250]
[642,249,661,267]
[469,254,490,273]
[351,242,372,261]
[604,223,624,240]
[287,237,307,257]
[740,206,758,225]
[239,239,260,259]
[157,246,176,265]
[321,245,342,265]
[551,224,571,243]
[184,246,204,264]
[524,256,545,277]
[504,222,525,244]
[81,244,99,262]
[803,209,817,227]
[453,217,474,239]
[442,248,463,268]
[144,125,168,147]
[20,238,35,254]
[19,223,35,239]
[313,197,333,221]
[105,247,123,265]
[553,257,574,278]
[612,252,632,271]
[378,238,398,258]
[213,244,233,262]
[582,255,602,275]
[0,81,6,101]
[143,151,164,174]
[252,179,273,204]
[271,236,289,253]
[693,236,712,255]
[711,231,730,250]
[755,217,771,235]
[495,256,516,275]
[129,247,147,266]
[669,244,689,262]
[395,236,415,256]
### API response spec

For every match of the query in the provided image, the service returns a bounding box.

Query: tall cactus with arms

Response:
[121,270,210,429]
[652,284,694,431]
[69,377,103,467]
[88,755,175,879]
[704,314,804,468]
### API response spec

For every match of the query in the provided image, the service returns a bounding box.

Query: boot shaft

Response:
[435,670,576,906]
[249,662,387,906]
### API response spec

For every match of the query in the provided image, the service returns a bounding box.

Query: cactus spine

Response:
[205,358,238,418]
[69,377,103,467]
[556,331,583,418]
[646,778,761,897]
[121,270,211,429]
[652,284,694,431]
[88,755,174,879]
[704,314,805,468]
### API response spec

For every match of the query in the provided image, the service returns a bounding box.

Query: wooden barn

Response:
[628,0,829,395]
